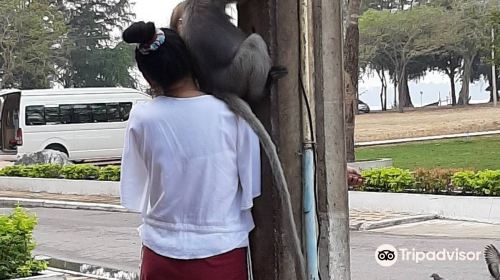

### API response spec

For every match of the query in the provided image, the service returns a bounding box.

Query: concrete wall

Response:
[0,177,119,196]
[350,191,500,224]
[348,158,393,170]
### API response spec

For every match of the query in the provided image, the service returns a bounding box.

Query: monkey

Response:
[170,1,306,279]
[171,0,287,102]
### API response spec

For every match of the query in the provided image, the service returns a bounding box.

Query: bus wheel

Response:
[45,144,69,156]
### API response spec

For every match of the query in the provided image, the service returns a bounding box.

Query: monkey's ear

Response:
[170,1,186,30]
[123,21,156,44]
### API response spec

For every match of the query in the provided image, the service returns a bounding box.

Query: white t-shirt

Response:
[120,94,261,259]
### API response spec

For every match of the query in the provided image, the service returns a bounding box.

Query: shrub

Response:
[359,167,500,196]
[474,170,500,196]
[60,164,100,180]
[98,165,121,181]
[0,165,34,177]
[414,168,463,194]
[361,167,415,192]
[0,206,47,279]
[27,164,62,178]
[451,171,477,193]
[0,164,62,179]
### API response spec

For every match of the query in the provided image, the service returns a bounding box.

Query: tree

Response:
[0,0,67,89]
[344,0,362,162]
[445,0,490,105]
[55,0,136,88]
[360,42,395,110]
[360,6,452,111]
[420,51,461,105]
[486,10,499,102]
[488,10,499,66]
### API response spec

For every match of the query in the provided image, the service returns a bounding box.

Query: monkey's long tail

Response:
[213,92,306,280]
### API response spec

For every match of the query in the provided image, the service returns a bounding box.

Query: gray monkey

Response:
[171,1,306,279]
[172,0,287,102]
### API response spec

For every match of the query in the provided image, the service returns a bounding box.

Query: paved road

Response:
[0,207,142,273]
[2,207,499,279]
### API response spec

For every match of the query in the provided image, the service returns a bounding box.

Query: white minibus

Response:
[0,88,151,161]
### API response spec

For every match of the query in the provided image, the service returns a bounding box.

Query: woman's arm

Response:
[120,107,149,213]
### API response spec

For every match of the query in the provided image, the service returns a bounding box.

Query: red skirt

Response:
[140,246,248,280]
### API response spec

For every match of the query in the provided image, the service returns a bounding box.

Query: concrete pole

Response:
[312,0,351,279]
[299,0,319,278]
[239,1,305,279]
[492,27,497,107]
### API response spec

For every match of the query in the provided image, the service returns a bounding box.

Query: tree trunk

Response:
[377,69,388,111]
[393,79,397,109]
[383,86,387,110]
[402,74,413,107]
[343,0,361,163]
[487,69,499,103]
[398,68,413,112]
[447,71,456,106]
[458,57,473,106]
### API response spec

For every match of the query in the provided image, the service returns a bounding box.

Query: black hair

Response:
[122,21,195,93]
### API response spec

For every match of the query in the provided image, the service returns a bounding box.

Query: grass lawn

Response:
[355,136,500,170]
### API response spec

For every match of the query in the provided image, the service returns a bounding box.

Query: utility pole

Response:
[313,0,351,279]
[239,0,350,279]
[239,0,305,279]
[493,27,497,107]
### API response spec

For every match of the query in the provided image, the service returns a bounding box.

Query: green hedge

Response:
[60,164,100,180]
[361,167,414,192]
[98,166,121,181]
[360,167,500,196]
[0,206,47,279]
[0,164,120,182]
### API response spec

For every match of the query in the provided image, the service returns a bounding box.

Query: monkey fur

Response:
[171,1,305,279]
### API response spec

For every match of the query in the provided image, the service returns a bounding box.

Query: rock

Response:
[15,150,73,166]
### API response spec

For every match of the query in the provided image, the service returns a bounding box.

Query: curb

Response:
[0,177,119,196]
[37,255,139,280]
[356,129,500,147]
[350,191,500,224]
[0,197,128,212]
[12,270,65,280]
[46,267,117,280]
[358,214,438,231]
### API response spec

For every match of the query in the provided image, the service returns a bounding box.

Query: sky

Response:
[133,0,182,27]
[131,0,492,110]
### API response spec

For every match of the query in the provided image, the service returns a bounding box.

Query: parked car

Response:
[357,100,370,114]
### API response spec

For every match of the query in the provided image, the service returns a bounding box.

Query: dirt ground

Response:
[355,104,500,142]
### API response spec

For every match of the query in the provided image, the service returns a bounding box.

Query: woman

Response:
[120,21,259,280]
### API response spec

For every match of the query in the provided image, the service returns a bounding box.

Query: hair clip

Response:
[138,29,166,55]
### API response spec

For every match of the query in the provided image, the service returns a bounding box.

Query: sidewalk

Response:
[0,190,436,230]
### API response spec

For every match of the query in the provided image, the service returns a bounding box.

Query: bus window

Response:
[91,104,107,122]
[26,106,46,126]
[119,102,132,121]
[45,107,61,124]
[73,104,92,123]
[59,105,72,124]
[106,103,121,122]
